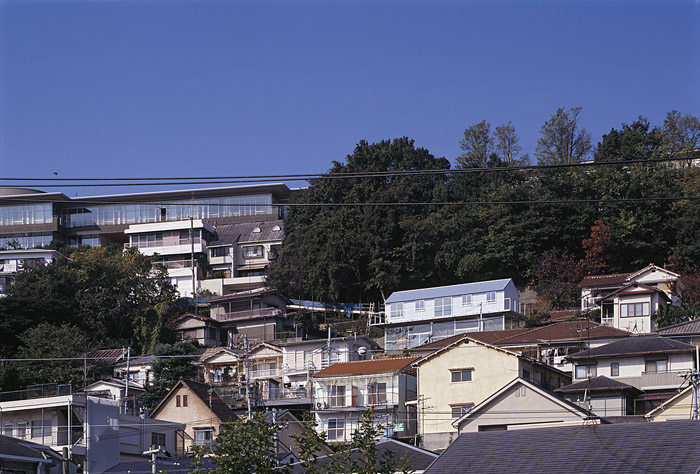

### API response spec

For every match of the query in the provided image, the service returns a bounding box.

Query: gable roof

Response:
[312,357,419,378]
[452,377,593,429]
[626,263,679,281]
[656,319,700,336]
[0,434,55,462]
[645,386,692,419]
[385,278,513,304]
[413,336,522,367]
[555,376,642,394]
[567,335,695,360]
[424,420,700,474]
[199,347,241,363]
[579,272,631,288]
[150,378,237,422]
[598,282,670,303]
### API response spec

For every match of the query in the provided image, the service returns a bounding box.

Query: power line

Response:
[0,155,697,184]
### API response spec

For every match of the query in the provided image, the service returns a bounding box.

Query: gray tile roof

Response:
[567,335,694,359]
[657,319,700,336]
[555,376,642,393]
[425,420,700,473]
[209,220,283,247]
[385,278,513,304]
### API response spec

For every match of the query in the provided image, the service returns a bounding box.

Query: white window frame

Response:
[575,364,597,379]
[194,428,214,446]
[486,292,496,304]
[327,418,345,441]
[242,245,264,258]
[415,300,425,312]
[462,295,472,306]
[620,302,650,318]
[390,303,404,318]
[451,406,472,418]
[450,369,473,383]
[434,297,452,317]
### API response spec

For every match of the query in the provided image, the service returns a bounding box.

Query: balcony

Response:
[152,259,196,270]
[266,387,309,401]
[250,368,280,379]
[0,383,73,402]
[616,370,688,390]
[215,307,283,323]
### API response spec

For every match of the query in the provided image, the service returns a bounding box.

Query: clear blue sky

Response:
[1,0,698,196]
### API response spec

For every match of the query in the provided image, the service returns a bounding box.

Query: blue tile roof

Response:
[385,279,513,304]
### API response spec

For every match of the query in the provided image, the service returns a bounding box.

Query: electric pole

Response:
[245,335,252,420]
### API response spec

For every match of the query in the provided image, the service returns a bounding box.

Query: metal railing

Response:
[0,383,73,402]
[215,307,283,322]
[152,259,196,269]
[266,387,309,401]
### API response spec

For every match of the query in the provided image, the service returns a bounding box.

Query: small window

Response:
[272,225,281,232]
[151,432,166,448]
[390,303,404,318]
[435,297,452,317]
[182,395,188,407]
[16,422,27,439]
[243,245,264,258]
[451,369,473,383]
[415,300,425,312]
[486,292,496,304]
[451,406,472,418]
[462,295,472,306]
[253,227,262,233]
[194,428,214,447]
[575,364,597,379]
[645,359,667,374]
[330,386,346,407]
[610,363,619,377]
[3,423,12,437]
[210,246,229,257]
[176,395,181,407]
[327,419,345,441]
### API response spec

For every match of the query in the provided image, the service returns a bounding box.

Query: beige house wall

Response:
[457,381,587,433]
[416,340,520,449]
[152,385,223,453]
[647,389,693,422]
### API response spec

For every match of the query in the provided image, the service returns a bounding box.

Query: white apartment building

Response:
[377,279,523,351]
[0,249,61,296]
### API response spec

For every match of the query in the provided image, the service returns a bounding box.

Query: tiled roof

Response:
[209,220,284,247]
[657,319,700,336]
[84,348,126,367]
[0,434,52,461]
[424,420,700,473]
[555,376,641,393]
[412,321,630,351]
[545,309,581,321]
[385,279,513,304]
[578,272,630,288]
[567,335,695,359]
[312,357,419,378]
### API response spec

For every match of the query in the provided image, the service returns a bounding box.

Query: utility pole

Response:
[124,347,131,414]
[62,447,69,474]
[691,346,700,420]
[244,335,252,420]
[143,446,162,474]
[272,408,279,463]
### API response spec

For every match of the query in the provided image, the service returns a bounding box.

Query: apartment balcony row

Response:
[615,370,689,390]
[311,394,400,411]
[0,383,73,402]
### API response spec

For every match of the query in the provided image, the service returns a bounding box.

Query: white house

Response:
[0,249,61,296]
[311,357,419,443]
[378,279,523,350]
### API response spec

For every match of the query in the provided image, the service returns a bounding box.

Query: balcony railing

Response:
[250,368,280,379]
[124,238,207,249]
[215,307,283,322]
[152,259,196,269]
[266,387,309,401]
[616,370,688,389]
[0,383,73,402]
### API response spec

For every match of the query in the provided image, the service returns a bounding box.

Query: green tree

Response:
[661,110,700,156]
[142,342,198,409]
[457,120,492,168]
[494,121,528,164]
[535,107,592,164]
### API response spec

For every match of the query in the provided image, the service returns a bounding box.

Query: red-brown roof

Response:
[545,309,581,322]
[313,357,420,378]
[84,348,126,367]
[578,273,630,288]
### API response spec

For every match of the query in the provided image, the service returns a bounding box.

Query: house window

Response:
[3,423,12,437]
[611,363,620,376]
[486,292,496,304]
[368,382,387,405]
[620,302,650,318]
[210,246,229,257]
[390,303,404,318]
[176,395,181,407]
[575,364,597,379]
[434,297,452,317]
[462,295,472,306]
[645,359,668,374]
[451,405,473,418]
[415,300,425,312]
[330,386,346,407]
[194,428,214,446]
[151,432,166,448]
[243,245,264,258]
[16,422,27,439]
[321,348,339,368]
[182,395,188,407]
[451,369,473,383]
[327,419,345,441]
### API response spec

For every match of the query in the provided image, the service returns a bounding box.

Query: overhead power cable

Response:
[0,155,696,186]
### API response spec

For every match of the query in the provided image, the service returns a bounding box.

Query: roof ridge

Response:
[332,356,419,365]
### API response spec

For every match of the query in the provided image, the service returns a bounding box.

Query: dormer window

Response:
[272,225,281,232]
[253,227,262,233]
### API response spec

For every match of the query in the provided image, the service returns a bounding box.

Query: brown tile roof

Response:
[84,348,126,367]
[312,357,420,378]
[545,309,581,322]
[578,273,630,288]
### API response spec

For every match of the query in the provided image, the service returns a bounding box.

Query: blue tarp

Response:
[290,299,363,318]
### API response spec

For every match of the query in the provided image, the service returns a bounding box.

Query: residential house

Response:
[0,384,183,473]
[172,313,221,347]
[411,320,631,373]
[424,421,700,474]
[149,378,237,454]
[0,184,289,251]
[201,220,283,295]
[0,249,61,296]
[375,279,524,351]
[0,434,76,474]
[278,335,379,398]
[556,335,696,415]
[413,335,571,450]
[311,357,419,443]
[85,378,145,403]
[645,385,695,421]
[657,319,700,347]
[452,377,596,433]
[113,355,157,387]
[580,264,680,332]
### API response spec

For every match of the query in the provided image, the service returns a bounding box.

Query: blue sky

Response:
[1,0,698,196]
